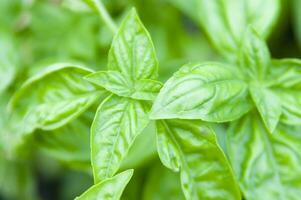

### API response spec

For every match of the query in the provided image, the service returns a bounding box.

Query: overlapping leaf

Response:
[227,113,301,200]
[8,63,106,152]
[91,95,149,182]
[156,119,241,200]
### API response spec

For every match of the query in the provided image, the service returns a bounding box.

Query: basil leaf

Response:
[239,28,270,81]
[269,59,301,125]
[156,119,241,200]
[249,86,281,133]
[227,114,301,199]
[197,0,280,59]
[151,63,252,122]
[85,71,162,101]
[0,33,17,94]
[9,63,105,133]
[91,94,149,182]
[108,8,158,80]
[75,169,133,200]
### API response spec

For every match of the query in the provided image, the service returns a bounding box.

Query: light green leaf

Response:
[269,59,301,125]
[91,95,149,182]
[85,71,162,100]
[156,119,241,200]
[239,28,270,81]
[151,63,252,122]
[75,169,133,200]
[197,0,280,59]
[108,8,158,80]
[9,63,105,132]
[0,33,17,94]
[227,114,301,200]
[8,63,107,153]
[249,86,281,133]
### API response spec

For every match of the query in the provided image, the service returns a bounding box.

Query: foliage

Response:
[0,0,301,200]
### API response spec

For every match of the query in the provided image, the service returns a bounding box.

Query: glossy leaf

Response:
[250,86,281,133]
[156,119,241,200]
[227,114,301,200]
[91,95,149,182]
[239,28,270,80]
[197,0,280,59]
[108,8,158,80]
[85,71,162,100]
[151,63,252,122]
[75,169,133,200]
[269,59,301,125]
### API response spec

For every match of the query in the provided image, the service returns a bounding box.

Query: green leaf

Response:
[156,119,241,200]
[75,169,133,200]
[0,33,18,94]
[9,63,105,132]
[151,62,252,122]
[227,114,301,200]
[269,59,301,125]
[85,71,162,101]
[91,95,149,182]
[249,86,281,133]
[8,63,107,153]
[108,8,158,80]
[239,28,270,80]
[197,0,280,59]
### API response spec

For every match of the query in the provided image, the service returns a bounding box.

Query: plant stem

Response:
[89,0,117,34]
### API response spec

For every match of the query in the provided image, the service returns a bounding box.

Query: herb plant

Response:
[0,0,301,200]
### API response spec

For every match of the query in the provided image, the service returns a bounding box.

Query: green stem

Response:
[87,0,117,34]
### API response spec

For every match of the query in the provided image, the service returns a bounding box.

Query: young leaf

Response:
[197,0,280,59]
[156,120,241,200]
[85,71,162,101]
[227,114,301,200]
[249,86,281,133]
[239,28,271,81]
[269,59,301,125]
[75,169,133,200]
[108,8,158,80]
[151,62,252,122]
[91,94,149,182]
